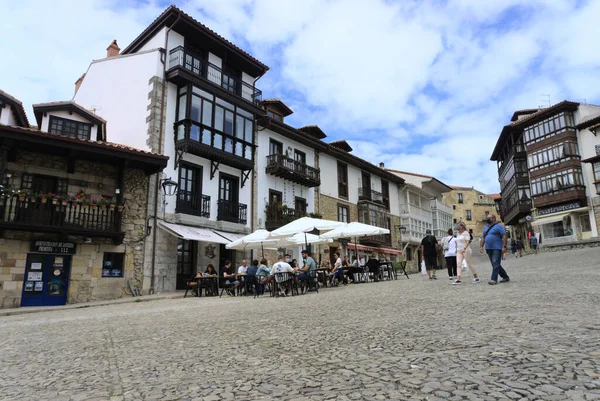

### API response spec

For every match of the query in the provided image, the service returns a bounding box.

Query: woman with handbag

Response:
[453,222,480,285]
[442,228,458,280]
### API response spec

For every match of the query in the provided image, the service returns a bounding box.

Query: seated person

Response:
[271,255,297,296]
[366,254,381,281]
[330,252,344,286]
[200,264,218,295]
[220,260,239,296]
[256,259,272,294]
[298,249,317,291]
[285,254,296,268]
[347,256,360,283]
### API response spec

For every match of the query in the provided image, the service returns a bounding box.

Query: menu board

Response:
[28,272,43,281]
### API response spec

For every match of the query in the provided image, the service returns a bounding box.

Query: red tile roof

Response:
[329,140,353,152]
[488,193,501,199]
[121,5,268,73]
[0,89,30,127]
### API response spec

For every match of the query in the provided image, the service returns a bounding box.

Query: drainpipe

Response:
[150,13,181,292]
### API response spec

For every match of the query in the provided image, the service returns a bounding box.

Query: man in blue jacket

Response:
[479,214,510,285]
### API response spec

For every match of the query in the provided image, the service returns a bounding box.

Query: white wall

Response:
[40,110,99,141]
[255,127,316,229]
[73,50,162,151]
[0,105,17,125]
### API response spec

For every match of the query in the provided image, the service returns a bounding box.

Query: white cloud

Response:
[3,0,600,195]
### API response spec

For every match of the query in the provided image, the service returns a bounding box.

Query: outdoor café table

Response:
[195,275,218,297]
[380,262,395,280]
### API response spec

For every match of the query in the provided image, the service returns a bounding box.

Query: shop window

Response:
[102,253,124,278]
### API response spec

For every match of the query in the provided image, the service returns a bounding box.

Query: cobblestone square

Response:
[1,247,599,401]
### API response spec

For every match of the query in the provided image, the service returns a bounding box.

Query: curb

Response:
[0,293,185,317]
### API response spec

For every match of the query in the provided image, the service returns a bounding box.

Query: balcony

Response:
[358,188,383,204]
[264,203,306,231]
[167,46,262,105]
[217,200,247,225]
[360,234,392,247]
[176,191,210,218]
[265,154,320,188]
[174,119,254,171]
[532,186,587,208]
[500,199,532,226]
[0,196,123,244]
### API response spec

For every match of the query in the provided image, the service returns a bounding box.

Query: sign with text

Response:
[31,241,77,255]
[537,201,582,216]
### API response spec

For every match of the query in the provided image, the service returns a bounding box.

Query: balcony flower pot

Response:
[41,197,47,204]
[117,205,124,212]
[61,200,68,206]
[51,198,58,205]
[109,204,116,211]
[90,203,98,210]
[100,204,107,210]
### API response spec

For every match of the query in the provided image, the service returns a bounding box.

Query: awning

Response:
[212,230,246,243]
[158,221,230,244]
[531,207,589,227]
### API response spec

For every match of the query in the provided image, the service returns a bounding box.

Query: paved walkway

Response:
[1,247,599,400]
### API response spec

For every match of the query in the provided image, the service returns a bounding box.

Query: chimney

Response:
[106,40,120,58]
[74,73,86,95]
[379,162,385,168]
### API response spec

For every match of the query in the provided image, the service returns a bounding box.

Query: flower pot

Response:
[51,199,58,205]
[41,198,47,204]
[109,204,115,210]
[30,197,36,203]
[100,204,107,210]
[117,206,124,212]
[18,195,25,201]
[61,200,68,206]
[91,204,98,210]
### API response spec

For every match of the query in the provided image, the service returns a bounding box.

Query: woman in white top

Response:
[454,222,480,285]
[442,228,458,280]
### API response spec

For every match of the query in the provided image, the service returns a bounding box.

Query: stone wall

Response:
[593,196,600,234]
[0,152,153,308]
[542,238,600,252]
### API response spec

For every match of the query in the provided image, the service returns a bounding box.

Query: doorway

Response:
[21,254,71,307]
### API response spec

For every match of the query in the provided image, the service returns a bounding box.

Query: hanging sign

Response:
[537,201,582,216]
[31,241,77,254]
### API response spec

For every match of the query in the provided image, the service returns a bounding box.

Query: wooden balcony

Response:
[217,200,247,225]
[358,188,384,204]
[264,203,306,231]
[0,195,124,244]
[265,154,320,188]
[360,234,392,247]
[500,199,532,226]
[176,191,210,218]
[167,46,262,105]
[532,186,587,208]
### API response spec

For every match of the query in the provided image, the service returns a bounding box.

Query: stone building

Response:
[0,91,167,308]
[442,187,499,238]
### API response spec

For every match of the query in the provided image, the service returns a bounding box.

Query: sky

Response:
[2,0,600,194]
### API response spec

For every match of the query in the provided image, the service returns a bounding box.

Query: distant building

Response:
[442,187,500,239]
[491,101,600,246]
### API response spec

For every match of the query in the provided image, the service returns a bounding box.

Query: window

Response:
[337,204,349,223]
[269,139,283,156]
[453,218,457,224]
[381,180,390,210]
[580,214,592,232]
[176,85,255,160]
[49,116,92,140]
[177,239,194,286]
[524,112,575,144]
[102,253,124,278]
[177,164,204,215]
[530,168,584,197]
[337,162,348,199]
[21,173,67,195]
[466,210,472,221]
[593,162,600,194]
[526,140,580,171]
[56,179,68,196]
[268,110,283,122]
[479,195,483,200]
[294,150,306,164]
[453,205,456,210]
[295,197,307,214]
[457,193,463,203]
[485,211,489,219]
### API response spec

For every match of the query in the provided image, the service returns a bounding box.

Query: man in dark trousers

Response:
[421,229,438,280]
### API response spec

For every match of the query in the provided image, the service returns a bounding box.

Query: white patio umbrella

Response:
[270,217,345,247]
[320,222,390,260]
[278,232,333,247]
[226,229,279,256]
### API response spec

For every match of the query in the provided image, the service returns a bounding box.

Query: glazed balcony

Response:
[167,46,262,105]
[265,154,320,188]
[217,200,247,225]
[500,199,532,226]
[0,195,123,244]
[532,186,587,208]
[176,191,210,218]
[264,203,307,231]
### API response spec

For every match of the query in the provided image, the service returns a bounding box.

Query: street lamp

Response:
[161,178,178,196]
[395,225,407,260]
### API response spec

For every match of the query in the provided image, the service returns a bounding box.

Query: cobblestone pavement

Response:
[1,247,599,401]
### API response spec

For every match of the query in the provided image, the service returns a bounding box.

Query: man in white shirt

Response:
[271,255,296,297]
[238,259,248,274]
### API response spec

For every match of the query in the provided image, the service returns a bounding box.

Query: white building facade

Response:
[73,6,269,291]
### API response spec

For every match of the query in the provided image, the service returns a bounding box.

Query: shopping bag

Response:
[421,260,427,275]
[461,259,469,273]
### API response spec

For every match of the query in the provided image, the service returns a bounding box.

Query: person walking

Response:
[529,233,538,254]
[442,228,457,280]
[453,222,480,285]
[420,229,438,280]
[479,214,510,285]
[516,237,524,258]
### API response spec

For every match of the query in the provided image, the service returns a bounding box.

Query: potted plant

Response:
[90,198,98,210]
[17,191,25,202]
[117,204,124,212]
[309,212,323,219]
[46,192,58,205]
[97,198,107,210]
[60,195,68,206]
[108,200,116,211]
[40,193,48,204]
